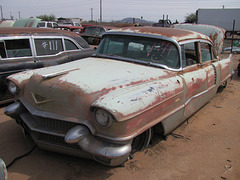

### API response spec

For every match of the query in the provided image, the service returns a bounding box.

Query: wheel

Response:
[131,128,153,153]
[217,80,228,93]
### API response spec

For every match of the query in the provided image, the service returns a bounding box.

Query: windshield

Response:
[82,27,105,35]
[96,35,180,69]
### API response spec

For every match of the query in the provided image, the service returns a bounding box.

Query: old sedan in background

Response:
[80,25,116,45]
[0,27,95,104]
[4,25,233,166]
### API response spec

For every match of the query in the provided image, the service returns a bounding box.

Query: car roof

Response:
[39,21,57,23]
[84,25,117,29]
[0,27,80,38]
[108,26,212,43]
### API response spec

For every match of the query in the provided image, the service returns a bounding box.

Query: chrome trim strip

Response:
[184,85,216,106]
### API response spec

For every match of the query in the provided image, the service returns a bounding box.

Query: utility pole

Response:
[100,0,102,23]
[0,5,3,20]
[91,8,93,21]
[18,11,21,19]
[10,11,13,20]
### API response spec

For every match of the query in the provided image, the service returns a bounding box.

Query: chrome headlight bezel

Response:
[93,108,113,128]
[8,81,19,95]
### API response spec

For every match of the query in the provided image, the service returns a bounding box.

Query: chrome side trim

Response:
[184,85,216,106]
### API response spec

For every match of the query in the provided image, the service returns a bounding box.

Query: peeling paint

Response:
[4,26,234,166]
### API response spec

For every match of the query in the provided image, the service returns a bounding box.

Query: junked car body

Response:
[4,25,233,166]
[12,18,41,28]
[38,21,58,29]
[0,27,95,104]
[80,25,116,45]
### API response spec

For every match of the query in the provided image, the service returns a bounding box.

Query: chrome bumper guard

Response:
[65,125,132,166]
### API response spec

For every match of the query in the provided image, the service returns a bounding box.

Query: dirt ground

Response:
[0,40,240,180]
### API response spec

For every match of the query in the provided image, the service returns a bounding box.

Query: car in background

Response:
[80,25,116,45]
[57,25,83,35]
[0,20,15,27]
[38,21,58,28]
[57,18,83,34]
[0,27,95,104]
[152,19,172,27]
[4,25,233,166]
[12,18,41,28]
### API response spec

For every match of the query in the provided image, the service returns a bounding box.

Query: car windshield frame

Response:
[96,32,182,71]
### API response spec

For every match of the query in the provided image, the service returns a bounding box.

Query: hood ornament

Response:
[41,68,79,80]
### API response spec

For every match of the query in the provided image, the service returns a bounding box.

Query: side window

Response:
[99,28,105,34]
[200,42,212,62]
[181,42,199,67]
[65,39,79,51]
[0,42,6,58]
[38,22,45,27]
[53,23,58,28]
[47,23,52,28]
[4,39,32,58]
[35,39,63,56]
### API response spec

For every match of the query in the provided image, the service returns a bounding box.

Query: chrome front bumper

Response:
[5,101,132,166]
[64,125,132,166]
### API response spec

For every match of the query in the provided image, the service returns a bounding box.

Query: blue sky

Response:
[1,0,240,22]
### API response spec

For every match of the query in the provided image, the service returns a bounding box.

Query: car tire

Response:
[131,128,153,153]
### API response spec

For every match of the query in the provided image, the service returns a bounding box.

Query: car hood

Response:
[21,57,176,121]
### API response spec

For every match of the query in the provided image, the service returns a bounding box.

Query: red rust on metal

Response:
[113,26,211,42]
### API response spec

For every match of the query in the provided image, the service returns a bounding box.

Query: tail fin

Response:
[173,23,225,57]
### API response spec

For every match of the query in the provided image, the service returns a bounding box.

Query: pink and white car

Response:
[5,25,233,166]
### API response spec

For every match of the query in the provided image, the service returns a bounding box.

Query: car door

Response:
[33,37,86,67]
[198,41,218,99]
[0,38,37,101]
[179,41,214,119]
[33,37,67,67]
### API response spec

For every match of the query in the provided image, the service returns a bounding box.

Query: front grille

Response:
[31,130,79,149]
[20,111,80,149]
[35,116,77,133]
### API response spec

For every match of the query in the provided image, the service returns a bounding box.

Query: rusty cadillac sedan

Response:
[0,27,95,104]
[4,25,233,166]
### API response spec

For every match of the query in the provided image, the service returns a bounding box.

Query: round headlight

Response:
[8,81,19,95]
[94,108,112,128]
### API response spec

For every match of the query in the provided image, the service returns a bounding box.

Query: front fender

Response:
[7,69,37,91]
[92,76,184,122]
